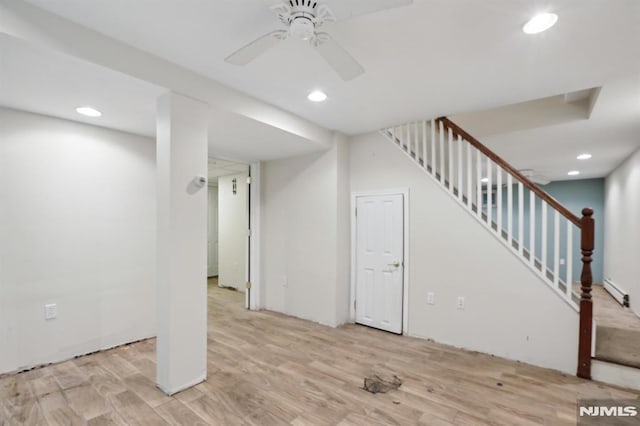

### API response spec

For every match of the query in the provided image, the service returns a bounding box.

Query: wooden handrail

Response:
[577,208,595,379]
[436,117,582,227]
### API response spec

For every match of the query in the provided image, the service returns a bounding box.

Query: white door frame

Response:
[248,161,262,311]
[350,189,410,335]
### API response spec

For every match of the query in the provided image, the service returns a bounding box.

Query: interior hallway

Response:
[1,282,639,425]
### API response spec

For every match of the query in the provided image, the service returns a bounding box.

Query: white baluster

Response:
[466,142,472,208]
[448,128,453,189]
[507,174,513,247]
[476,151,482,218]
[486,158,492,226]
[422,120,428,171]
[496,166,502,236]
[567,222,573,297]
[530,190,535,266]
[404,123,410,152]
[518,182,524,256]
[439,121,445,184]
[541,200,548,278]
[553,210,560,288]
[431,119,436,176]
[414,121,419,161]
[457,136,463,201]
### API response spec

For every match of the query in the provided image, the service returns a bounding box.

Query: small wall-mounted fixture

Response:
[194,176,207,188]
[232,178,237,195]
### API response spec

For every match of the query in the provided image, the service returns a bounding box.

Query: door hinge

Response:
[246,176,252,184]
[246,281,252,289]
[247,229,252,237]
[354,300,356,309]
[355,208,358,217]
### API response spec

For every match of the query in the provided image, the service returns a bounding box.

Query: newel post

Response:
[577,208,594,379]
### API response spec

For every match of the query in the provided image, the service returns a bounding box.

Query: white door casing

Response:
[355,194,404,334]
[207,185,219,277]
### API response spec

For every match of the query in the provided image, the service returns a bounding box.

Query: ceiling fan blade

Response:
[322,0,412,21]
[225,30,288,65]
[314,33,364,81]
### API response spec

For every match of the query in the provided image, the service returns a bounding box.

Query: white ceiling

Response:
[7,0,640,179]
[0,34,164,137]
[0,33,327,163]
[208,158,249,183]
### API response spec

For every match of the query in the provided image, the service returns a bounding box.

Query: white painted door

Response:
[355,194,404,334]
[207,186,219,277]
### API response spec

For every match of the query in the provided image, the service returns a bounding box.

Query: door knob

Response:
[388,261,400,268]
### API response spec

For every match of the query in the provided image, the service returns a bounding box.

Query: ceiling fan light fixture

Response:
[523,13,558,34]
[308,90,327,102]
[289,16,315,40]
[577,153,592,160]
[568,170,580,176]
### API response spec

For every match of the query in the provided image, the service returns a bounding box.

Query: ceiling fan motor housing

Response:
[285,1,319,40]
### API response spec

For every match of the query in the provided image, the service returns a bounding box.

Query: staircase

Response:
[380,116,596,380]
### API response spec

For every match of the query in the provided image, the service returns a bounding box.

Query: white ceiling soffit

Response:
[464,75,640,182]
[18,0,640,136]
[0,0,333,148]
[208,107,327,163]
[451,87,601,139]
[0,34,163,137]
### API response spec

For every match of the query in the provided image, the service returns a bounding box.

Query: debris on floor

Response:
[363,375,402,394]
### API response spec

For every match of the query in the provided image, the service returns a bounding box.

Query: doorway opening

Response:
[207,157,251,308]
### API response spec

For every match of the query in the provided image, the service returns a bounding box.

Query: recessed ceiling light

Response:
[568,170,580,176]
[308,90,327,102]
[577,153,592,160]
[481,177,489,183]
[76,106,102,117]
[523,13,558,34]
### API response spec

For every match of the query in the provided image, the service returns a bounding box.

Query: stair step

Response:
[592,359,640,391]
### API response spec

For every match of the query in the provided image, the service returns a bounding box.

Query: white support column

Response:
[156,92,209,395]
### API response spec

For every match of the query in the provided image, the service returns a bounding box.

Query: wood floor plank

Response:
[1,278,639,425]
[154,399,208,426]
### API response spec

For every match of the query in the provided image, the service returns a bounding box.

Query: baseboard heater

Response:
[604,278,630,308]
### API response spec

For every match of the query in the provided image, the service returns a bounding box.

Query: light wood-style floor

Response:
[2,281,640,426]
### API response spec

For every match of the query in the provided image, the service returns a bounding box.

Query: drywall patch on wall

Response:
[218,172,248,291]
[0,107,155,374]
[605,147,640,317]
[349,131,579,374]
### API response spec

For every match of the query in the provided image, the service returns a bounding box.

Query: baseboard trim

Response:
[157,373,206,396]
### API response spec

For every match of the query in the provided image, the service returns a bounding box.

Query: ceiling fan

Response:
[225,0,413,81]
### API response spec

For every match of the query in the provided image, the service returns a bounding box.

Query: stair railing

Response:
[380,116,595,379]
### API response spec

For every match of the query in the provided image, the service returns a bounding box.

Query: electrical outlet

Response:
[456,297,465,310]
[427,292,435,305]
[44,304,57,320]
[560,258,566,265]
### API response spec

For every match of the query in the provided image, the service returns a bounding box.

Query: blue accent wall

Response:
[489,178,604,284]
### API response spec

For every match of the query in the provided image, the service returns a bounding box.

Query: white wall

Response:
[604,147,640,317]
[260,135,350,327]
[349,132,579,374]
[218,173,248,292]
[0,108,155,375]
